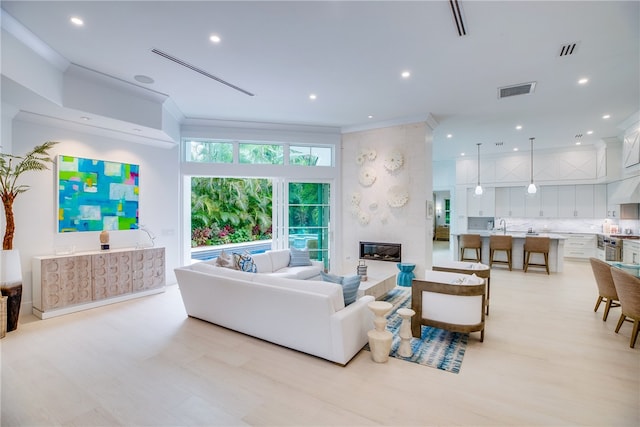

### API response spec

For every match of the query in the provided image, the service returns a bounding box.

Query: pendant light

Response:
[474,143,483,196]
[527,137,537,194]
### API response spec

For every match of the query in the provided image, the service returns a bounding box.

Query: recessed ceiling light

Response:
[209,34,221,43]
[309,94,317,100]
[602,114,611,119]
[401,71,411,79]
[70,16,84,26]
[446,134,453,138]
[80,116,90,121]
[587,130,593,135]
[513,148,519,152]
[576,141,582,145]
[368,115,373,119]
[578,77,589,85]
[460,152,465,156]
[515,125,522,130]
[134,75,154,84]
[133,128,142,132]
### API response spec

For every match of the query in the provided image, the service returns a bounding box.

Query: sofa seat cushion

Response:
[269,265,323,280]
[258,275,345,312]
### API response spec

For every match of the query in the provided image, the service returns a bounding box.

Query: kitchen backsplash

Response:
[483,217,640,234]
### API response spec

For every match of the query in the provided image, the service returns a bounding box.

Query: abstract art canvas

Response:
[58,155,139,232]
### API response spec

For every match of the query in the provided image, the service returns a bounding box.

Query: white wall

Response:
[341,122,432,279]
[8,117,180,315]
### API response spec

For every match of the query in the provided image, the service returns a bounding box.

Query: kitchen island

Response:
[451,232,567,273]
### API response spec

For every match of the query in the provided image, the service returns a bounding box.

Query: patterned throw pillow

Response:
[233,252,257,273]
[289,247,312,267]
[215,250,236,269]
[320,272,361,306]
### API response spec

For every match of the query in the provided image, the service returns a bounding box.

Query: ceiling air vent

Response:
[559,42,580,57]
[498,82,536,99]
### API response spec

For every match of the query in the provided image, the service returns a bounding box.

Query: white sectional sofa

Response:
[175,251,375,365]
[250,249,323,279]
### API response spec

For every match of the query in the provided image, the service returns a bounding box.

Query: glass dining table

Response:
[608,262,640,277]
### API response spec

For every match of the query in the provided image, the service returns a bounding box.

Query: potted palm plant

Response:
[0,140,58,331]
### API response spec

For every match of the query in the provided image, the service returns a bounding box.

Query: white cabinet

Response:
[466,187,495,217]
[623,240,640,264]
[557,185,595,218]
[563,234,596,259]
[594,184,607,218]
[526,186,558,218]
[495,187,525,217]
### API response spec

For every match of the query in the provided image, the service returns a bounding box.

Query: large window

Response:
[288,182,330,268]
[190,177,272,247]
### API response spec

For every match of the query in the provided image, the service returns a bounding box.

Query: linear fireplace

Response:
[359,241,401,263]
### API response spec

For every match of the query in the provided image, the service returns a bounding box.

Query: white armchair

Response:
[411,270,486,342]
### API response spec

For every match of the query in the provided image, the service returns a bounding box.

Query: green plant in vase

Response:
[1,141,59,250]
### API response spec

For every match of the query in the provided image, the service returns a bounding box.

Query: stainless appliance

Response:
[604,236,623,261]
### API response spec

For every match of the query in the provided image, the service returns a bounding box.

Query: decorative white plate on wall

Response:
[387,185,409,207]
[358,166,377,186]
[384,150,404,171]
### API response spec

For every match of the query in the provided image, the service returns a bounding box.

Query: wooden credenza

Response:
[32,247,165,319]
[435,226,450,241]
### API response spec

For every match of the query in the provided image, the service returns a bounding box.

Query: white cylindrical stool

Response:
[367,301,393,363]
[397,308,416,357]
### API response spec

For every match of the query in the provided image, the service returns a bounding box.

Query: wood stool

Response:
[524,236,550,274]
[460,234,482,262]
[489,235,512,271]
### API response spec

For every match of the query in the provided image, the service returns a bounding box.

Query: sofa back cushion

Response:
[214,250,236,269]
[250,252,273,273]
[258,275,345,312]
[191,262,253,281]
[267,249,291,271]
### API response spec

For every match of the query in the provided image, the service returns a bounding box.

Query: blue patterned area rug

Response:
[364,287,468,374]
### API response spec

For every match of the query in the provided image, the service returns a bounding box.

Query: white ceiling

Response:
[1,1,639,160]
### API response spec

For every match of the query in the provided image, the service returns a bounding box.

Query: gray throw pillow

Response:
[289,247,312,267]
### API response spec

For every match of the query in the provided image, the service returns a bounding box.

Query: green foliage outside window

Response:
[191,177,272,247]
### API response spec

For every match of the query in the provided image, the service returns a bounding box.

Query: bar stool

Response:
[524,236,550,274]
[459,234,482,262]
[489,235,512,271]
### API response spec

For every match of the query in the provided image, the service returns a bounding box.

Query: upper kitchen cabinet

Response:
[466,187,495,217]
[524,186,558,218]
[557,185,596,218]
[495,187,525,217]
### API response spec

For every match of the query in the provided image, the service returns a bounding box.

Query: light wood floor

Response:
[2,243,639,426]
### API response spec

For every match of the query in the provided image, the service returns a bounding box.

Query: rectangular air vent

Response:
[498,82,536,99]
[559,42,580,57]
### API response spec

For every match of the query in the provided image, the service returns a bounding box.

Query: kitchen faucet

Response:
[499,219,506,235]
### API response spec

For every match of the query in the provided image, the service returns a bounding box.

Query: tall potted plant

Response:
[0,140,58,331]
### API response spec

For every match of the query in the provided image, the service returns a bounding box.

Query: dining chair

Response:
[589,257,620,321]
[609,267,640,348]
